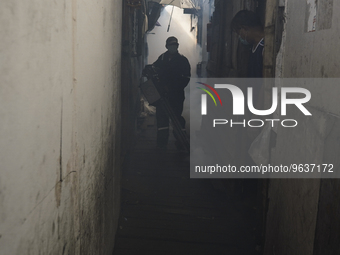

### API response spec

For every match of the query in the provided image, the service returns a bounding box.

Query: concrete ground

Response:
[113,116,259,255]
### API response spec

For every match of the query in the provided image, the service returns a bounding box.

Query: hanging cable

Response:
[167,6,175,32]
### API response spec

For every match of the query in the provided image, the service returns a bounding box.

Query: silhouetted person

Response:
[231,11,266,251]
[231,10,264,78]
[152,36,191,149]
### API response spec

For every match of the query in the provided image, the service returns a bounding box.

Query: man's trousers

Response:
[156,97,185,148]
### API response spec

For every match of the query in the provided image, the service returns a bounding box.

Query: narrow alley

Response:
[2,0,340,254]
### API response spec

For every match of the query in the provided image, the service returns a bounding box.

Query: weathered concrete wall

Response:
[265,0,340,254]
[281,0,339,78]
[0,0,122,254]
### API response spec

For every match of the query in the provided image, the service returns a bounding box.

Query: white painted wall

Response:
[0,0,122,254]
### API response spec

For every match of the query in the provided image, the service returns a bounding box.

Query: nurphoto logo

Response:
[199,83,312,128]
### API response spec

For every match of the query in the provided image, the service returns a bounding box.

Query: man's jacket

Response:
[152,51,191,100]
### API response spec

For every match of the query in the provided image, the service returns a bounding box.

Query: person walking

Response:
[151,36,191,149]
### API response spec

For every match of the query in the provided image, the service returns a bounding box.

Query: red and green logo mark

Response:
[196,82,222,106]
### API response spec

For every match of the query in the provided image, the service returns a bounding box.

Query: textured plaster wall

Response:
[265,0,340,254]
[0,0,122,254]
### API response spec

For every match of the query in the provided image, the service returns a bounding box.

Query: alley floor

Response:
[113,116,259,255]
